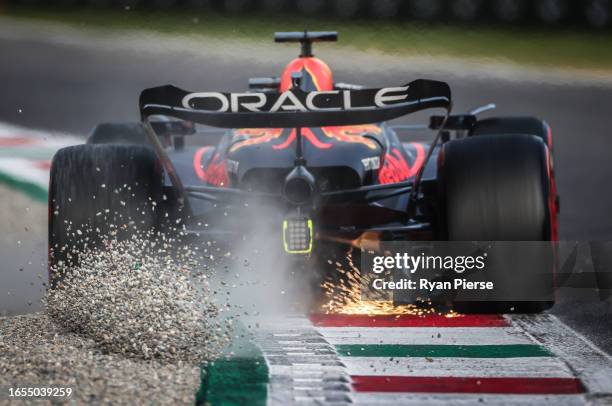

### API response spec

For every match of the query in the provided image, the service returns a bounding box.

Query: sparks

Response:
[319,251,461,318]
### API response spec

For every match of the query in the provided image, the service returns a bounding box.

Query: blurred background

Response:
[1,0,611,28]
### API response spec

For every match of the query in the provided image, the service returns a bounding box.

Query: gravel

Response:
[0,225,232,404]
[47,231,229,362]
[0,313,201,405]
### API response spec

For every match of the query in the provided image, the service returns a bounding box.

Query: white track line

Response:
[0,158,50,188]
[340,356,574,378]
[350,393,586,406]
[319,327,534,346]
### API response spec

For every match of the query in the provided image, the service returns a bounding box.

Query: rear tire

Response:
[439,134,555,313]
[87,122,148,145]
[471,116,552,150]
[472,116,559,233]
[49,144,163,287]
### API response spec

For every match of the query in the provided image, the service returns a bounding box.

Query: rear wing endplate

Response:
[139,79,451,129]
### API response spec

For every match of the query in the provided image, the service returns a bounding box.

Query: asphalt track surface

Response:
[0,21,611,356]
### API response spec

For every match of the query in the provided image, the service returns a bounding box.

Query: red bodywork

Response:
[193,55,424,189]
[280,57,334,92]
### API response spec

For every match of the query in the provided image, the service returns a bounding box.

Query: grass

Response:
[2,5,612,71]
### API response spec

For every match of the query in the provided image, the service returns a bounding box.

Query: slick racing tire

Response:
[471,116,552,151]
[48,144,163,287]
[87,122,148,145]
[472,115,559,219]
[439,134,555,313]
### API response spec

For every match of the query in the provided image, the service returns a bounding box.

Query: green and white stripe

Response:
[199,314,612,405]
[0,121,79,202]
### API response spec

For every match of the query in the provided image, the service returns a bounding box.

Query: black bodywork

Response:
[135,31,555,262]
[139,79,455,253]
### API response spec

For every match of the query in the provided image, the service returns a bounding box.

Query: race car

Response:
[48,31,559,312]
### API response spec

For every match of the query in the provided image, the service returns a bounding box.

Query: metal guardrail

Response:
[10,0,612,28]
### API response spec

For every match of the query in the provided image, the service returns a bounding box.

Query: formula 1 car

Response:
[49,31,559,312]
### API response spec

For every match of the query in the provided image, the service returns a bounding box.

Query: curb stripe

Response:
[220,315,611,402]
[319,327,533,345]
[336,344,552,358]
[310,313,509,327]
[253,318,352,405]
[0,170,48,203]
[0,137,36,146]
[341,356,574,378]
[350,393,587,405]
[196,323,269,406]
[196,357,268,406]
[0,121,80,202]
[350,376,585,394]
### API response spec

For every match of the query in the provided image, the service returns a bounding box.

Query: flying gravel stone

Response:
[1,174,240,403]
[46,230,232,362]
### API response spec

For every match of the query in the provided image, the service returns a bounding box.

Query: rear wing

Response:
[139,79,452,129]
